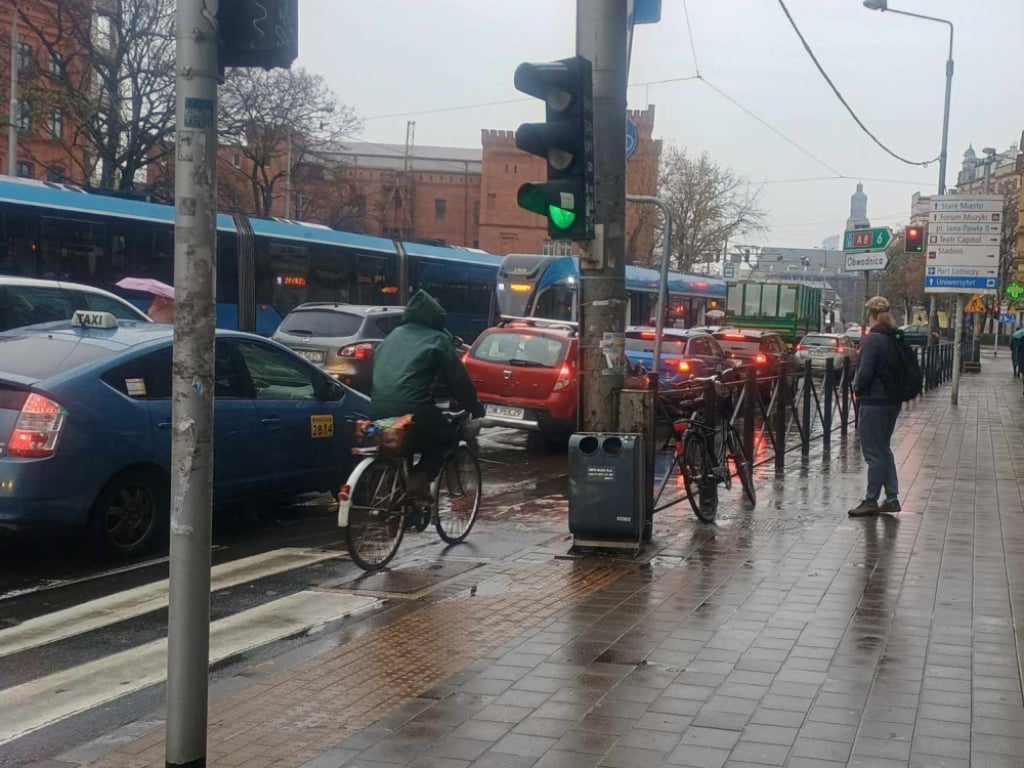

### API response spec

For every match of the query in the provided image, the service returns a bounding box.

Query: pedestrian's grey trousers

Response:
[858,403,901,503]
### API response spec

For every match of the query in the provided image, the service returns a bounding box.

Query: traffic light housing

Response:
[905,225,924,253]
[219,0,299,70]
[513,57,594,241]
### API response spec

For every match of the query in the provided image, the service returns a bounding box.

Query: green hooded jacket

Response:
[370,290,483,419]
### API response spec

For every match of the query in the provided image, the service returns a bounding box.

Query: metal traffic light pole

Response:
[165,1,218,766]
[576,0,628,432]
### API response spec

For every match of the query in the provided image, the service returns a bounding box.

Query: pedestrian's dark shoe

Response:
[879,498,901,514]
[848,500,880,517]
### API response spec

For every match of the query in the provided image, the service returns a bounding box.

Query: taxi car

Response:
[0,311,368,556]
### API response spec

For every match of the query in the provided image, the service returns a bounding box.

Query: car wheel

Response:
[89,468,168,558]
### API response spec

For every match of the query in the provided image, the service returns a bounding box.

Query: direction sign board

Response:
[925,195,1005,294]
[845,252,889,272]
[1001,314,1017,324]
[629,0,662,24]
[843,227,891,253]
[722,264,736,280]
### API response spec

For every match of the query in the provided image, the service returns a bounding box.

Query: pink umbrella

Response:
[116,277,174,300]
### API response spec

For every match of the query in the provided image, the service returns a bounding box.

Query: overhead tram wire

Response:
[775,0,939,167]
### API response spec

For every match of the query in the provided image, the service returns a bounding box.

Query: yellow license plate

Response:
[310,414,334,439]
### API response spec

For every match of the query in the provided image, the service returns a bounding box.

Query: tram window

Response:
[216,232,239,302]
[355,253,394,304]
[308,244,355,303]
[107,221,173,289]
[534,284,575,322]
[39,215,107,283]
[0,207,38,276]
[255,238,309,316]
[413,261,492,318]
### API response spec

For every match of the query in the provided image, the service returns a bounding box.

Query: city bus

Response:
[0,177,501,340]
[494,254,727,327]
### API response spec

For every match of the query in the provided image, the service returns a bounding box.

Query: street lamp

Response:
[863,0,954,335]
[8,0,22,177]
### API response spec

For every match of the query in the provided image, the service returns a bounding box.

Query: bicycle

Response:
[338,411,482,571]
[672,377,756,522]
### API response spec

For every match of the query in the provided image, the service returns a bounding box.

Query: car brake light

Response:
[723,334,746,340]
[836,346,847,354]
[677,360,691,374]
[9,393,67,458]
[755,353,768,365]
[796,344,807,351]
[640,331,656,340]
[339,343,374,359]
[553,363,573,391]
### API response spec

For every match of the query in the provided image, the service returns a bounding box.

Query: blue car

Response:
[0,312,369,556]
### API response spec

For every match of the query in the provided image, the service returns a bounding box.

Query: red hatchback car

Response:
[464,319,578,444]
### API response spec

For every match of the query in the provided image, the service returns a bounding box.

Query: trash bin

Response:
[568,432,645,545]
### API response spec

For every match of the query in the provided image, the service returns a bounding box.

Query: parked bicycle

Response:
[338,411,482,571]
[672,376,756,522]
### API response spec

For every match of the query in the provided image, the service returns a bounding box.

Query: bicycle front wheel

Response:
[345,458,406,571]
[726,424,757,506]
[434,446,481,544]
[681,434,718,523]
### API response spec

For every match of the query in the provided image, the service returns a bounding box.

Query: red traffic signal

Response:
[905,225,924,253]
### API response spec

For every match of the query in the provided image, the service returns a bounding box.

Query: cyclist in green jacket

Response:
[371,290,485,500]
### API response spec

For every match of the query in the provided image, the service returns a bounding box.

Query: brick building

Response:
[477,106,661,263]
[0,0,89,184]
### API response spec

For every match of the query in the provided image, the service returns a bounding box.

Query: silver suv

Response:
[271,303,405,394]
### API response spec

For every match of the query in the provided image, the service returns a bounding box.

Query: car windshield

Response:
[0,335,116,379]
[801,335,838,347]
[472,332,567,368]
[625,331,687,356]
[278,309,363,337]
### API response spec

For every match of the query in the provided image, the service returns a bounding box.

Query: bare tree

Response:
[881,230,926,322]
[218,67,361,218]
[658,147,767,272]
[19,0,175,189]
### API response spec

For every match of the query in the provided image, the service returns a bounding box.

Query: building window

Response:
[16,161,33,178]
[434,199,446,221]
[16,42,31,73]
[232,152,241,168]
[16,100,30,134]
[46,166,66,182]
[487,193,496,210]
[48,107,63,140]
[542,240,573,257]
[473,201,480,224]
[49,52,65,78]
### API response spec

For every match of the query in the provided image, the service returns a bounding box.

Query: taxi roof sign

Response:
[71,310,119,329]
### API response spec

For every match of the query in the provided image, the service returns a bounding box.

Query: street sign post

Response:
[924,195,1004,294]
[843,227,892,252]
[845,251,890,272]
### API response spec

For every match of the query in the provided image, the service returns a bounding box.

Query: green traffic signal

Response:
[518,183,580,234]
[549,206,576,230]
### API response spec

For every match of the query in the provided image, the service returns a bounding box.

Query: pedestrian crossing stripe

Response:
[0,590,379,746]
[0,548,343,659]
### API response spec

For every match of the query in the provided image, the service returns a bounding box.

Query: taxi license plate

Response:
[310,414,334,438]
[810,348,831,356]
[486,404,525,421]
[299,349,326,364]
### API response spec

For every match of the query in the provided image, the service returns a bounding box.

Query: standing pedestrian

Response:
[1011,327,1024,379]
[849,296,902,517]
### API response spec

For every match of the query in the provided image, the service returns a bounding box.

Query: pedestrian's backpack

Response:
[878,330,922,403]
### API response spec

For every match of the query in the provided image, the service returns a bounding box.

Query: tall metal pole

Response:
[165,1,218,766]
[951,294,963,405]
[932,24,954,334]
[285,128,292,219]
[8,1,20,177]
[577,0,628,433]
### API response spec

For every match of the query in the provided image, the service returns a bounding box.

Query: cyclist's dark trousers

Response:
[410,406,457,481]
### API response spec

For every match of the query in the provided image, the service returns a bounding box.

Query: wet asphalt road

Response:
[0,427,569,611]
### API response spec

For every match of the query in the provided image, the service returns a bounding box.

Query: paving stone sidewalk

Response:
[66,365,1024,768]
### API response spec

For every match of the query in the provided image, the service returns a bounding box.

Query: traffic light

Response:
[905,225,924,253]
[513,57,594,240]
[219,0,299,70]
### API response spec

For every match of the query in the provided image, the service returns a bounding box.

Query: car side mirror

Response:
[319,378,344,402]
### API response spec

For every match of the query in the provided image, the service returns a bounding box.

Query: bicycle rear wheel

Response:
[434,446,481,544]
[345,458,406,571]
[681,433,718,523]
[726,424,757,506]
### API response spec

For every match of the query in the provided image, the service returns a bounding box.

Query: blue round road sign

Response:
[626,118,638,160]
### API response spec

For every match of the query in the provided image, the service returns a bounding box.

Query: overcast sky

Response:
[297,0,1024,250]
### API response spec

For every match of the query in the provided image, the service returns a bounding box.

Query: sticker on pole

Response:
[184,98,213,130]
